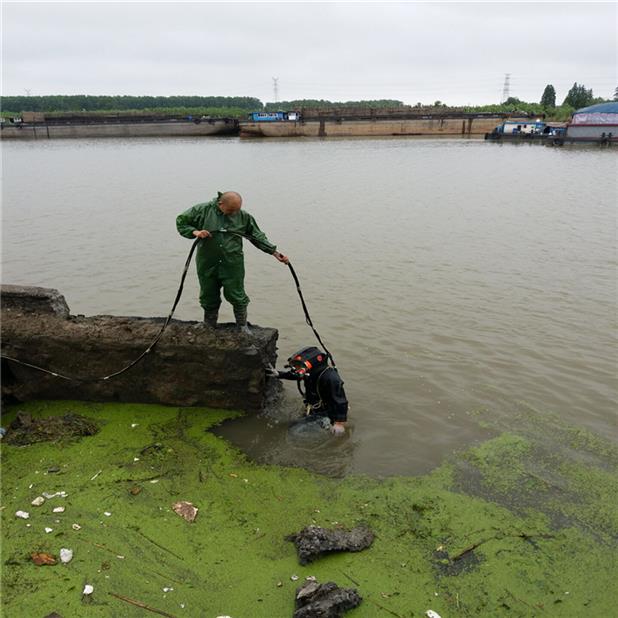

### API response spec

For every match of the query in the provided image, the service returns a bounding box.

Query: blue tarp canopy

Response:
[574,102,618,114]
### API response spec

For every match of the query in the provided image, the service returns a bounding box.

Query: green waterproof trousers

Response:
[196,257,248,312]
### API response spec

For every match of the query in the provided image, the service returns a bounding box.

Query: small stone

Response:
[83,584,94,595]
[277,581,283,587]
[31,496,45,506]
[60,548,73,563]
[15,510,30,519]
[53,506,65,513]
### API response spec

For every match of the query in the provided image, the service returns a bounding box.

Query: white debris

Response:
[83,584,94,595]
[163,587,174,592]
[90,470,102,481]
[31,496,45,506]
[291,575,299,581]
[116,555,125,559]
[131,423,138,428]
[28,483,34,489]
[426,611,442,618]
[15,510,30,519]
[103,512,111,517]
[150,479,159,484]
[53,506,65,513]
[44,527,53,534]
[42,491,67,499]
[72,523,81,531]
[133,457,140,462]
[60,548,73,563]
[305,576,317,582]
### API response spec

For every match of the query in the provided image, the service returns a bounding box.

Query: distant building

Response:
[567,102,618,141]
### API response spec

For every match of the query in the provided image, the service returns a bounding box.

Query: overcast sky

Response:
[2,1,616,106]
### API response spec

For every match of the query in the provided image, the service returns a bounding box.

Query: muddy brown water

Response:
[2,136,616,477]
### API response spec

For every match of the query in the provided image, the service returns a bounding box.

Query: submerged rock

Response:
[286,525,374,565]
[293,580,362,618]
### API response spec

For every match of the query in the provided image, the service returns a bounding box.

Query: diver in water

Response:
[267,346,348,436]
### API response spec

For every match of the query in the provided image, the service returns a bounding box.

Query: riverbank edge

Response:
[1,400,616,617]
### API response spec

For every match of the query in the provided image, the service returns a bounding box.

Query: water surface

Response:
[2,136,616,476]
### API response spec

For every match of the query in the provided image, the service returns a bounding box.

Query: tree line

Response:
[263,99,405,111]
[0,95,262,113]
[1,84,614,119]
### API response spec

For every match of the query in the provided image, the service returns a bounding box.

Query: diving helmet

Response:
[286,346,328,377]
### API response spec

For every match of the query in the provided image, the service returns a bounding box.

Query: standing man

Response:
[176,191,288,333]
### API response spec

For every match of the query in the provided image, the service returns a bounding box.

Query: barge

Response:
[0,112,239,139]
[239,108,526,138]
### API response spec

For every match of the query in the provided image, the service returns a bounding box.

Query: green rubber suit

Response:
[176,195,277,321]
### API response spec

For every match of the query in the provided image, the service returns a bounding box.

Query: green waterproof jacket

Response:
[176,197,277,273]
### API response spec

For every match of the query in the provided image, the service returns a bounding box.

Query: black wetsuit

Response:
[278,366,348,423]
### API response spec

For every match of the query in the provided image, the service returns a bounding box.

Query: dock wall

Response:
[1,285,277,411]
[0,120,238,140]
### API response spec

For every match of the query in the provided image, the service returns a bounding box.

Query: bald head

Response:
[218,191,242,216]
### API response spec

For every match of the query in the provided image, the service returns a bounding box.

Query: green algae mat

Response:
[1,401,616,617]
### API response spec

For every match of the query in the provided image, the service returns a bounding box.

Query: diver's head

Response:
[286,346,328,377]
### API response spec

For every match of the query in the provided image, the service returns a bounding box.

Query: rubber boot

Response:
[203,308,218,329]
[233,306,251,335]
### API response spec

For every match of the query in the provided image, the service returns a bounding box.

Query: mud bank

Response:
[1,285,277,411]
[1,401,616,617]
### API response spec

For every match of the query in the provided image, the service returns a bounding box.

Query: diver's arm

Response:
[265,366,299,381]
[277,370,300,381]
[324,372,349,423]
